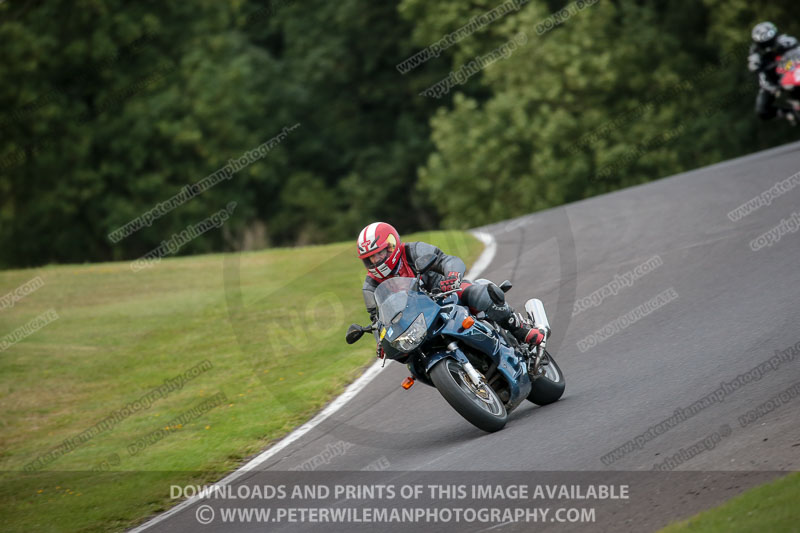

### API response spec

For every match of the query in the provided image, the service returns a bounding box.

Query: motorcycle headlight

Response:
[391,313,427,352]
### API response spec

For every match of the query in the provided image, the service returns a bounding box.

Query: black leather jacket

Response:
[361,241,466,323]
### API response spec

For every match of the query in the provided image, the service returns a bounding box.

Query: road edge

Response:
[128,230,497,532]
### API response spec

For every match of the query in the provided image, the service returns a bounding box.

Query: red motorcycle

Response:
[772,48,800,124]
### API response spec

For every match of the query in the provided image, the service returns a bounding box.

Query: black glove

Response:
[758,72,779,93]
[439,271,462,292]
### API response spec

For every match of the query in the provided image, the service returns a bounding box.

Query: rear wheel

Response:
[527,350,565,405]
[430,358,507,432]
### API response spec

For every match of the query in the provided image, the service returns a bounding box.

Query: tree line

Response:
[0,0,797,268]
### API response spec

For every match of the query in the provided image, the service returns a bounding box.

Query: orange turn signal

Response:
[461,316,475,329]
[401,377,415,389]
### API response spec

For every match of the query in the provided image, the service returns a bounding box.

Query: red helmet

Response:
[357,222,403,281]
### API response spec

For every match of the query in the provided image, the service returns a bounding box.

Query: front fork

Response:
[423,342,486,388]
[427,297,551,388]
[447,341,484,386]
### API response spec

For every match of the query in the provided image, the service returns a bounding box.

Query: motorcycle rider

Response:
[747,21,799,121]
[357,222,544,357]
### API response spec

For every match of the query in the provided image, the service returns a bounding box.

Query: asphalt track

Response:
[136,141,800,532]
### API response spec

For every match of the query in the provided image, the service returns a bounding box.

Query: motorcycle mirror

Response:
[414,254,437,274]
[345,324,366,344]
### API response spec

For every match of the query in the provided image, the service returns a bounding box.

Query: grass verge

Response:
[0,231,482,532]
[659,472,800,532]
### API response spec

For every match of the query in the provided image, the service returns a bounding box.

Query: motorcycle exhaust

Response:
[525,298,551,340]
[525,299,550,376]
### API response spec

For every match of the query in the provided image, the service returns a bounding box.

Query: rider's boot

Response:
[506,308,545,346]
[465,283,545,347]
[486,299,545,347]
[777,108,798,126]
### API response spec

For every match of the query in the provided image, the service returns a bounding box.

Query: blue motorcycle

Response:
[346,255,565,432]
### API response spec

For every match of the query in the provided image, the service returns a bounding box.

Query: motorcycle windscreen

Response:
[374,277,415,325]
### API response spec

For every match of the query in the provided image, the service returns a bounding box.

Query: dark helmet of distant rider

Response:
[752,22,779,52]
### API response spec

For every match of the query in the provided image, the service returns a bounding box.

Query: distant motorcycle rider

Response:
[357,222,544,358]
[748,21,799,121]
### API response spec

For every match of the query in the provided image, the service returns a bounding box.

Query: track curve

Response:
[134,140,800,532]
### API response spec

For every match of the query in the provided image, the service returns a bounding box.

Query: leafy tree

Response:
[407,0,799,227]
[1,0,798,267]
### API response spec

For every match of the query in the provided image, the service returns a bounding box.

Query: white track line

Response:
[130,230,497,532]
[467,231,497,279]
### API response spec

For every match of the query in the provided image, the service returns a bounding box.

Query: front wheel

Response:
[527,350,565,406]
[429,358,507,432]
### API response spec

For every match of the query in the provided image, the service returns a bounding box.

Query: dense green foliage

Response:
[1,0,798,267]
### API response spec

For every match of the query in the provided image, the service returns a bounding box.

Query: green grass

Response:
[659,472,800,533]
[0,231,482,532]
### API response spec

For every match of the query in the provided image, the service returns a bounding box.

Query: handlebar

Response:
[419,285,461,300]
[434,288,462,298]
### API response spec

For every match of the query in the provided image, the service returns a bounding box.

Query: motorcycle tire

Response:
[430,358,507,432]
[527,350,565,406]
